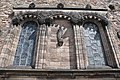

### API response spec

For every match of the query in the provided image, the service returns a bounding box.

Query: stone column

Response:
[73,25,80,69]
[80,26,88,68]
[73,25,87,69]
[35,24,47,69]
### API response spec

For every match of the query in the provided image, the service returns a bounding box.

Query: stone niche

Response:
[46,19,77,69]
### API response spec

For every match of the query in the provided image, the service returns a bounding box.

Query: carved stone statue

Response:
[57,27,67,46]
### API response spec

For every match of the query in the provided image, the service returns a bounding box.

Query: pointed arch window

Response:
[13,21,38,66]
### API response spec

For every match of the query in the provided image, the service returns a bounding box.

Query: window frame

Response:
[13,19,39,69]
[82,19,117,68]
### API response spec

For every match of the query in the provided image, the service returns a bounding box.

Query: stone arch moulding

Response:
[81,15,118,68]
[11,11,109,26]
[11,11,81,26]
[11,12,40,26]
[81,13,108,26]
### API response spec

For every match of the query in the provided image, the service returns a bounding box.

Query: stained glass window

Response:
[83,22,105,67]
[13,21,38,66]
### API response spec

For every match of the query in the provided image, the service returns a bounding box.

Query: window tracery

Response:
[83,22,106,67]
[13,21,38,66]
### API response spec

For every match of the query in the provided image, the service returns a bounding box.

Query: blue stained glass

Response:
[13,21,38,66]
[83,22,105,67]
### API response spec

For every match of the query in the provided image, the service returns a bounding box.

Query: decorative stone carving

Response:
[11,12,39,26]
[57,27,67,46]
[12,17,20,26]
[109,4,115,11]
[12,10,108,27]
[57,3,64,8]
[29,3,35,8]
[85,4,92,9]
[82,13,108,26]
[45,18,52,26]
[8,12,14,18]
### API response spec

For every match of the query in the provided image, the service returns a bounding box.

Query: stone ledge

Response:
[0,68,120,78]
[13,7,108,11]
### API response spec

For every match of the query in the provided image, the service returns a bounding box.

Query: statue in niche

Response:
[57,26,67,46]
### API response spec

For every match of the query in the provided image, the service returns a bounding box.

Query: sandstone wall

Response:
[0,0,120,79]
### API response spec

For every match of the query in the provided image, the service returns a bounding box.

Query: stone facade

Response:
[0,0,120,80]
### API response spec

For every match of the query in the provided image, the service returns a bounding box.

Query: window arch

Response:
[82,20,117,68]
[83,22,106,67]
[13,21,38,66]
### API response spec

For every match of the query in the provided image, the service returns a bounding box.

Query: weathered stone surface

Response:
[0,0,120,79]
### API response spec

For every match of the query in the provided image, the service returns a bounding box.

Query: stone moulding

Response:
[12,8,108,27]
[0,69,120,78]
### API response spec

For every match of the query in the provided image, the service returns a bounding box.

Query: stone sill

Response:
[0,68,120,78]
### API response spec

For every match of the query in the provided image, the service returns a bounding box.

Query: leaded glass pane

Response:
[83,23,105,67]
[13,21,38,66]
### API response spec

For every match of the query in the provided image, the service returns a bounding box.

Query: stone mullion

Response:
[75,25,87,69]
[36,25,42,69]
[73,25,81,69]
[45,24,52,69]
[36,25,45,69]
[80,26,88,68]
[76,25,83,69]
[36,25,46,68]
[78,25,85,69]
[75,25,82,69]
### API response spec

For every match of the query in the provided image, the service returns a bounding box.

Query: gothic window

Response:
[83,22,106,67]
[13,21,38,66]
